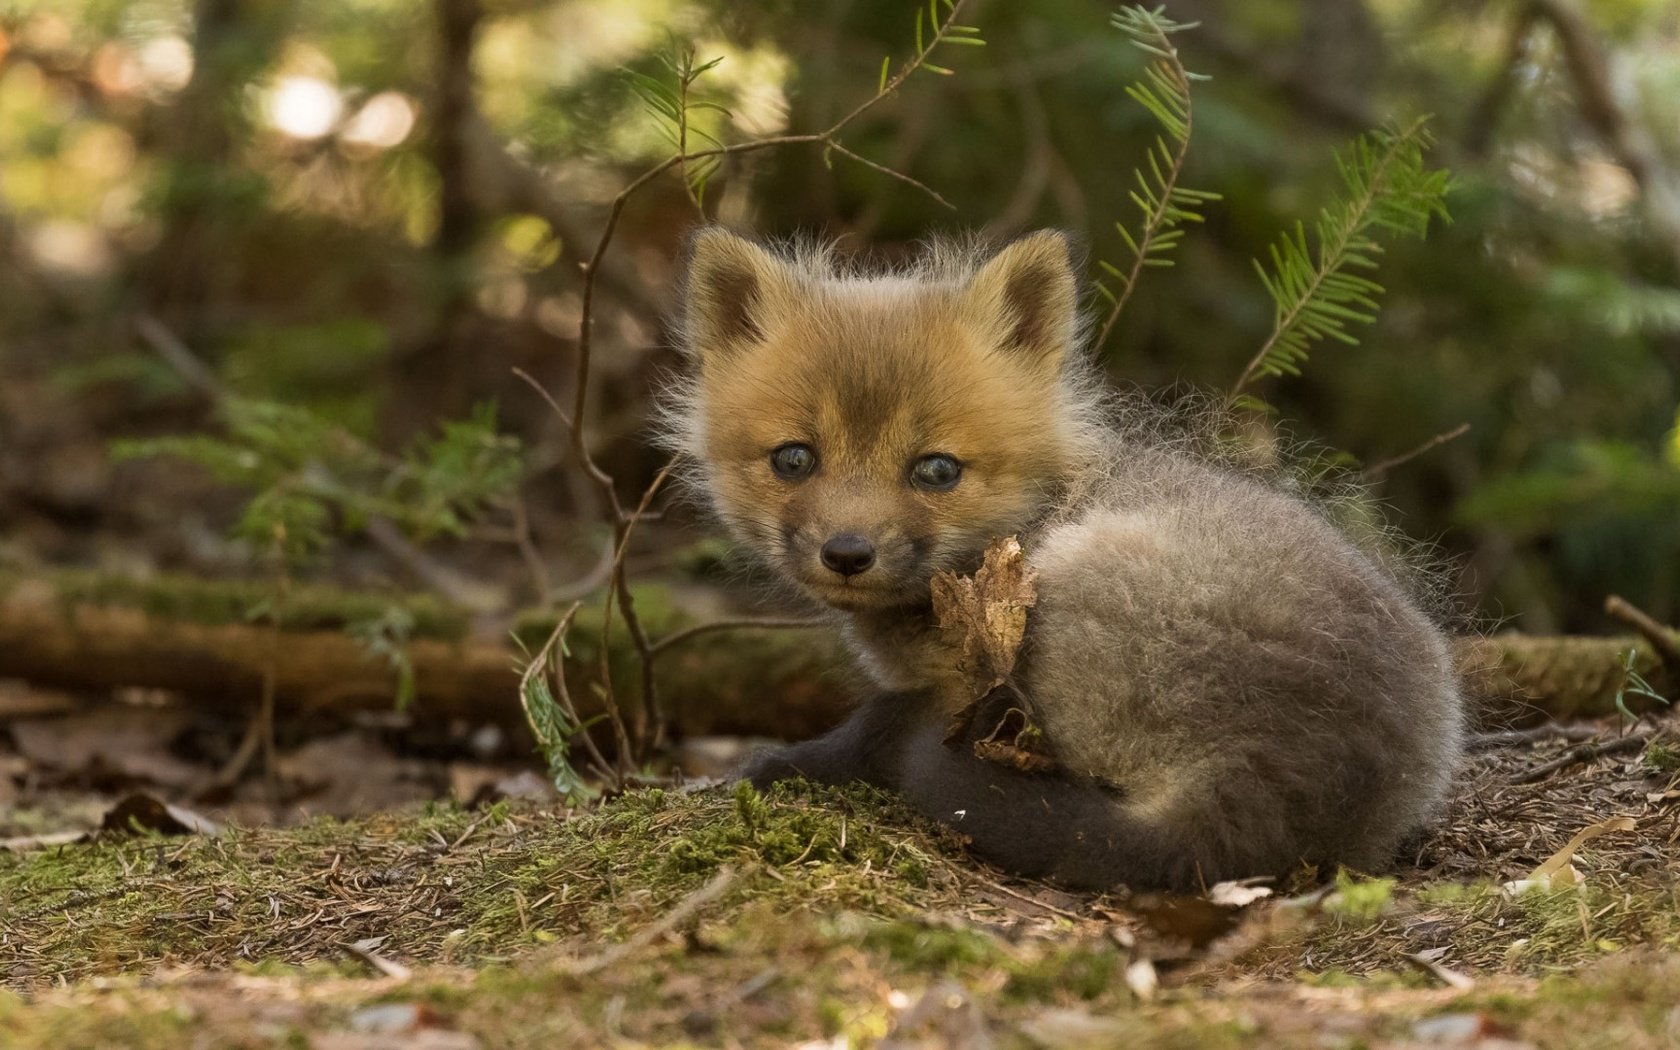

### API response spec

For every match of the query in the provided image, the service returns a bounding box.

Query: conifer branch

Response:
[1095,6,1219,352]
[1231,118,1452,399]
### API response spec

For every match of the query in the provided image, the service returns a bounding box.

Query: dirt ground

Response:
[3,712,1679,1048]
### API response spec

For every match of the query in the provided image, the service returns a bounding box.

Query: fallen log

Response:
[0,570,1673,739]
[0,570,849,741]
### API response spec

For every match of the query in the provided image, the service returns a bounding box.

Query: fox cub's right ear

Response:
[964,230,1078,368]
[681,228,798,359]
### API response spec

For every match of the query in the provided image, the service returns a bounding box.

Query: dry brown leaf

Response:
[931,535,1038,703]
[932,538,1055,772]
[101,791,222,837]
[970,705,1056,774]
[1503,814,1637,895]
[12,706,200,789]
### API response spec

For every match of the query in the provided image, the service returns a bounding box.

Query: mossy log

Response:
[0,570,850,740]
[0,570,1673,737]
[1456,632,1672,723]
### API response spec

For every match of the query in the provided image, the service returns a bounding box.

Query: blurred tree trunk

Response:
[1291,0,1384,124]
[1163,0,1378,131]
[383,0,487,443]
[142,0,292,336]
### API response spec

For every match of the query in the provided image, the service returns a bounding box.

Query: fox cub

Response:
[664,227,1465,892]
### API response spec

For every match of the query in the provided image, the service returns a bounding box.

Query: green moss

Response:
[1413,879,1496,907]
[10,911,1680,1048]
[1644,741,1680,774]
[0,774,951,985]
[1324,871,1397,925]
[662,780,920,875]
[1002,943,1121,1002]
[12,770,1680,1047]
[0,992,197,1050]
[864,919,1005,971]
[1,568,468,639]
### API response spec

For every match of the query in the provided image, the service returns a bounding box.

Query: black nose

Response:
[820,534,876,577]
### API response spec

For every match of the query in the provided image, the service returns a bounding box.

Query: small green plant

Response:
[114,398,522,565]
[1644,740,1680,774]
[113,387,526,784]
[516,602,600,802]
[1613,646,1671,725]
[349,606,420,711]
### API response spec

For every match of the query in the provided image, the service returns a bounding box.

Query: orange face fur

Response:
[676,230,1085,611]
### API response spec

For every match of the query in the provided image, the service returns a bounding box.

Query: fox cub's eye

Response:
[911,453,963,491]
[770,443,817,479]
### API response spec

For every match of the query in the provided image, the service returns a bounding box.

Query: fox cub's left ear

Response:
[681,227,799,360]
[965,230,1079,367]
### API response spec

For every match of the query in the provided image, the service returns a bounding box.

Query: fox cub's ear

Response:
[682,227,798,359]
[964,231,1078,366]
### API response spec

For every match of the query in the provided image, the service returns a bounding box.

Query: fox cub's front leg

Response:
[738,693,923,790]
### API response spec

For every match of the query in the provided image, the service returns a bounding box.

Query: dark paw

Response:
[736,746,804,789]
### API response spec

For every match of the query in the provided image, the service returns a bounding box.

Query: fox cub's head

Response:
[673,228,1092,611]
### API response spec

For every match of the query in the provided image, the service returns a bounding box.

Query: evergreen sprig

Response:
[113,399,523,565]
[1095,5,1220,351]
[1233,118,1452,398]
[625,45,732,206]
[884,0,985,86]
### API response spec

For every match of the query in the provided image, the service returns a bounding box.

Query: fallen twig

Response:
[1510,732,1654,784]
[971,870,1088,923]
[1470,723,1603,750]
[1402,951,1475,990]
[559,865,736,975]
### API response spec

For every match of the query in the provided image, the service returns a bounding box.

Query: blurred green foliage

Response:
[112,400,522,563]
[2,0,1678,632]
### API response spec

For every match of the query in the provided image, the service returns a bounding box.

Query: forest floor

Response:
[3,712,1679,1048]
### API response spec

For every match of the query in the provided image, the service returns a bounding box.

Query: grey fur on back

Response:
[1016,439,1463,883]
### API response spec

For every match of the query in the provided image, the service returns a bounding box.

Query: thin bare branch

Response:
[1470,723,1602,750]
[1511,731,1655,784]
[826,140,956,210]
[647,617,827,661]
[510,366,574,430]
[550,536,617,604]
[1528,0,1680,270]
[364,517,504,612]
[1604,595,1680,677]
[136,313,228,401]
[1362,422,1471,482]
[558,866,735,975]
[507,492,554,608]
